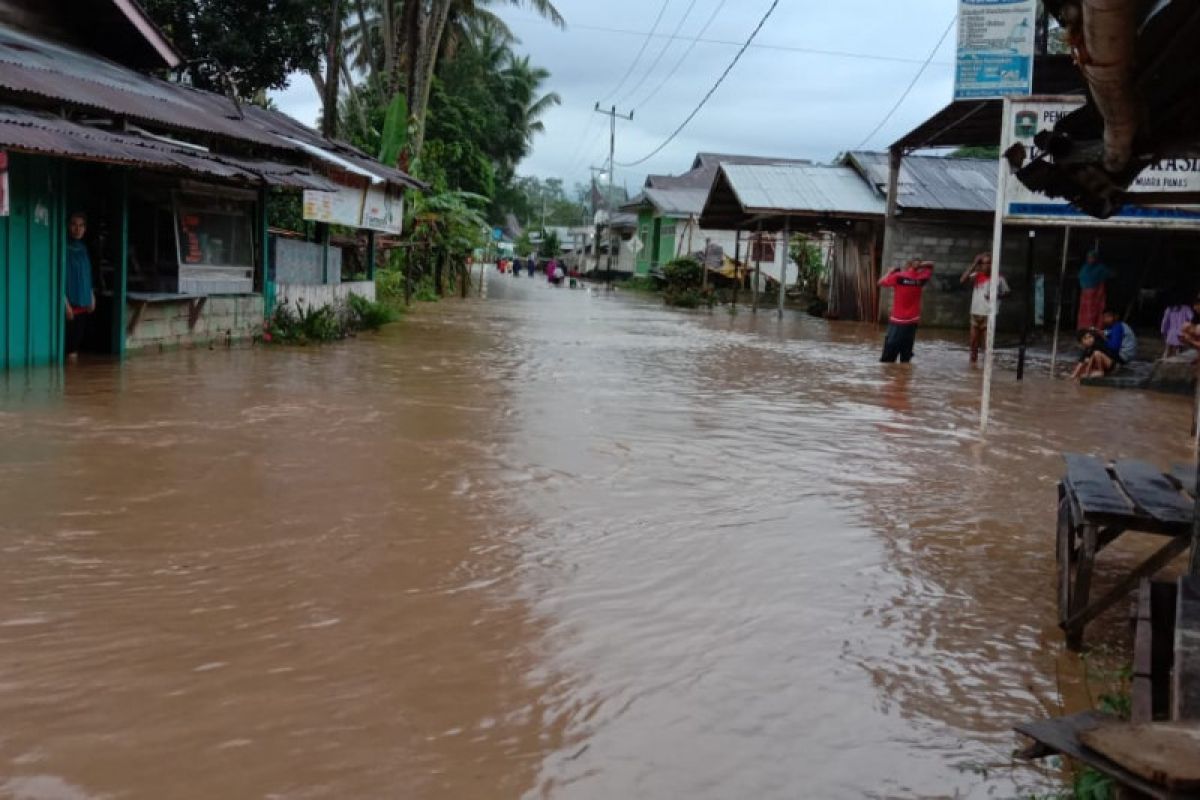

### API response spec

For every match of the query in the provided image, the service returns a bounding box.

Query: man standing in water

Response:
[960,252,1009,364]
[879,259,935,363]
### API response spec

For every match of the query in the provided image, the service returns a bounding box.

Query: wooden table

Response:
[1057,454,1194,650]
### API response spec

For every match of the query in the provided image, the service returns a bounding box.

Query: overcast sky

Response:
[272,0,959,191]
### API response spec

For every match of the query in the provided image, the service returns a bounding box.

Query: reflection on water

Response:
[0,276,1192,798]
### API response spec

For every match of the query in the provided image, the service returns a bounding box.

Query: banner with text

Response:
[955,0,1036,100]
[303,181,404,234]
[1001,96,1200,228]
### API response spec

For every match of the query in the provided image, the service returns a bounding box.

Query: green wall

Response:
[1,154,64,369]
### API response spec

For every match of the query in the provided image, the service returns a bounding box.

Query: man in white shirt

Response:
[960,253,1010,364]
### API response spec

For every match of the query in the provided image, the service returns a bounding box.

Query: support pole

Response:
[778,219,789,319]
[1017,228,1035,381]
[1049,226,1071,376]
[111,170,128,359]
[702,236,710,291]
[752,222,762,313]
[366,230,376,281]
[732,229,741,310]
[880,146,903,306]
[981,147,1008,433]
[320,223,330,285]
[260,186,274,317]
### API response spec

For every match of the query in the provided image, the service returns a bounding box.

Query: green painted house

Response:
[0,0,420,371]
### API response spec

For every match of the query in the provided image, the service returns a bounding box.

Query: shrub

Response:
[347,293,397,330]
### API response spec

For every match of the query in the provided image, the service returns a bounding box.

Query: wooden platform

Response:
[1057,454,1195,649]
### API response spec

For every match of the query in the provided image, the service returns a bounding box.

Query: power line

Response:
[616,0,781,168]
[510,15,953,67]
[854,15,956,150]
[599,0,674,103]
[619,0,701,107]
[635,0,729,109]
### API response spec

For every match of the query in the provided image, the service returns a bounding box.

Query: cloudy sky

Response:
[272,0,960,190]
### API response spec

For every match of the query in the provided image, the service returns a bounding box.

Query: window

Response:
[751,235,776,263]
[175,195,254,269]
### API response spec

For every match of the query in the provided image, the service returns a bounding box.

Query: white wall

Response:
[276,281,376,311]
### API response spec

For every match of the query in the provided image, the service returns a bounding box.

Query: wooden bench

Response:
[1016,577,1200,796]
[1058,454,1195,649]
[126,292,207,336]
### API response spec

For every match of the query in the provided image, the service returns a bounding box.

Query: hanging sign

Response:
[955,0,1036,100]
[304,180,404,234]
[1001,96,1200,228]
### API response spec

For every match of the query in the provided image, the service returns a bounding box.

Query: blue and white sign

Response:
[955,0,1036,100]
[1000,96,1200,228]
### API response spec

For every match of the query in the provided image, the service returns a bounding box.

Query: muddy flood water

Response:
[1,275,1195,799]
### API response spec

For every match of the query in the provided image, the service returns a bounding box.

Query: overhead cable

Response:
[635,0,729,109]
[854,15,956,150]
[620,0,701,107]
[508,16,951,66]
[599,0,674,103]
[616,0,781,168]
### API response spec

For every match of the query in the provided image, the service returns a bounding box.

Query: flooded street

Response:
[0,275,1194,799]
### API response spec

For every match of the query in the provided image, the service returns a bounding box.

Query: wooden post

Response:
[1049,226,1071,376]
[366,230,376,281]
[111,170,128,358]
[752,222,762,313]
[880,146,902,307]
[778,220,789,319]
[732,229,741,310]
[702,236,710,291]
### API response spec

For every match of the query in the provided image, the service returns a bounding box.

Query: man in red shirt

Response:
[878,259,935,363]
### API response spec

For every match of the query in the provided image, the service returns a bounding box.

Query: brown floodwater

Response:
[0,275,1194,799]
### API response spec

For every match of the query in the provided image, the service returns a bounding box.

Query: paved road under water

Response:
[0,275,1195,799]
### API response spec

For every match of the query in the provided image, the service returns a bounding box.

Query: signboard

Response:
[360,184,403,234]
[955,0,1036,100]
[303,184,362,228]
[304,181,404,234]
[1000,96,1200,228]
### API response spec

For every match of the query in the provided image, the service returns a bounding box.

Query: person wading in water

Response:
[878,259,934,364]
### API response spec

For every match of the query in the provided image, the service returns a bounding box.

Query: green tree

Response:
[143,0,327,95]
[537,229,560,258]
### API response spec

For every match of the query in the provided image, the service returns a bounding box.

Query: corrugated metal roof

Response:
[0,106,338,189]
[848,151,996,213]
[642,187,710,216]
[0,26,425,191]
[721,163,886,216]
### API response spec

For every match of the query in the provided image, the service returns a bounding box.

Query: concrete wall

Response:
[883,217,1028,330]
[125,295,264,352]
[275,281,376,312]
[272,238,342,285]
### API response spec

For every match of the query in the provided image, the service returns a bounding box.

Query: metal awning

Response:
[0,106,339,190]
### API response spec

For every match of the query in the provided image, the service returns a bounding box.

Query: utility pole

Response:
[595,103,633,288]
[588,165,607,277]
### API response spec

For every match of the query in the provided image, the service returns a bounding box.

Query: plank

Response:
[1133,580,1154,723]
[1063,536,1192,644]
[1152,581,1180,721]
[1079,723,1200,789]
[1176,576,1200,720]
[1063,454,1138,522]
[1014,712,1188,800]
[1113,459,1193,527]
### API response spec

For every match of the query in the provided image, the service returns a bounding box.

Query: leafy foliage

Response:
[143,0,326,95]
[662,257,709,309]
[790,234,826,294]
[537,229,561,259]
[264,294,396,344]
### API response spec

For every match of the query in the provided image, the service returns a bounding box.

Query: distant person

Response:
[64,211,95,361]
[1077,249,1111,331]
[959,252,1009,364]
[1071,328,1120,380]
[1161,299,1192,358]
[1101,309,1137,364]
[878,259,935,363]
[527,256,536,277]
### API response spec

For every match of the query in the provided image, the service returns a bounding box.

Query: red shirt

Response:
[880,266,933,324]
